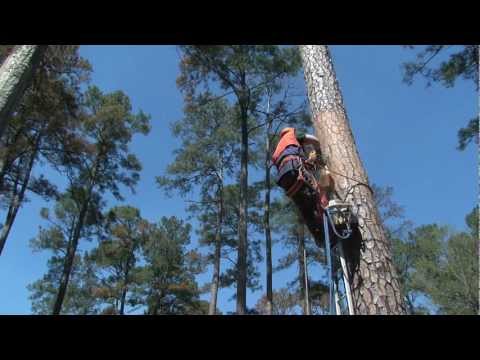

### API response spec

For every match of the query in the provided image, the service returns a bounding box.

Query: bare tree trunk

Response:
[296,212,310,315]
[264,118,273,315]
[477,46,479,317]
[0,45,47,139]
[209,184,223,315]
[0,134,40,256]
[119,258,132,315]
[236,93,248,315]
[303,247,311,315]
[299,45,406,314]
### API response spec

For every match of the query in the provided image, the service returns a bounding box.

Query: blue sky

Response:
[0,45,477,314]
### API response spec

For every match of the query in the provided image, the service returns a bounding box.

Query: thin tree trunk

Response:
[303,247,311,315]
[0,45,47,139]
[299,45,406,314]
[0,125,26,192]
[236,95,248,315]
[405,295,415,315]
[0,164,21,256]
[53,148,105,315]
[296,212,310,315]
[264,118,273,315]
[0,134,40,256]
[209,184,223,315]
[119,262,131,315]
[52,199,89,315]
[52,160,100,314]
[150,300,160,315]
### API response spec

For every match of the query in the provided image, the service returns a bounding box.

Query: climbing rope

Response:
[323,166,374,201]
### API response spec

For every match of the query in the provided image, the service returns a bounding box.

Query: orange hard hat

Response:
[279,127,294,138]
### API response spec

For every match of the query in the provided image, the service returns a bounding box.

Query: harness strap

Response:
[274,146,305,168]
[286,170,305,197]
[278,155,301,169]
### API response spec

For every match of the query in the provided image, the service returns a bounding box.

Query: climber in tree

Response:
[272,127,334,247]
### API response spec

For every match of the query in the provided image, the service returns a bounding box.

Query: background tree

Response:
[0,45,91,256]
[401,45,479,150]
[300,45,406,314]
[157,96,238,314]
[271,198,318,315]
[308,280,330,315]
[28,194,103,314]
[372,184,479,315]
[255,87,309,314]
[48,85,150,314]
[131,216,204,315]
[394,208,479,315]
[369,184,429,314]
[29,253,101,315]
[255,287,299,315]
[215,183,264,312]
[177,45,301,314]
[89,205,149,315]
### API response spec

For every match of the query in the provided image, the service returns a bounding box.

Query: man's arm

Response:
[297,130,320,149]
[297,131,326,166]
[296,129,306,142]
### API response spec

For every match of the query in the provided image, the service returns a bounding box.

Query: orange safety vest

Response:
[272,128,301,165]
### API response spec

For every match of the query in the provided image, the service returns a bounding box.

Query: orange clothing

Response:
[272,128,301,165]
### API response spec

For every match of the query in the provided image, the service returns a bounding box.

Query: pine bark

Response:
[0,45,47,139]
[299,45,406,315]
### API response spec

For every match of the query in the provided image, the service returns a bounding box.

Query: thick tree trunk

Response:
[299,45,406,315]
[209,185,223,315]
[264,121,273,315]
[296,213,310,315]
[236,100,248,315]
[0,45,47,139]
[0,135,39,256]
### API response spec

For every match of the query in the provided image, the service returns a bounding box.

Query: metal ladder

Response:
[323,204,355,315]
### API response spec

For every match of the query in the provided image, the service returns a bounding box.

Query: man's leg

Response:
[292,187,326,248]
[278,167,329,248]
